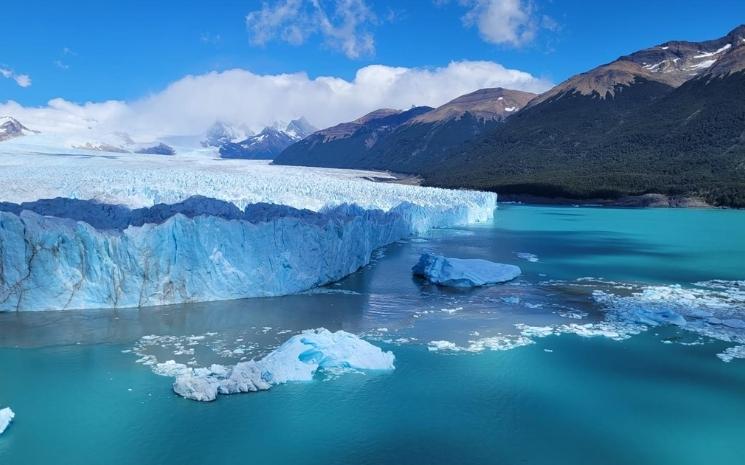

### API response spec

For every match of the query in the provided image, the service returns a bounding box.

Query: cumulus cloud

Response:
[0,61,551,142]
[443,0,554,47]
[247,0,377,58]
[0,67,32,88]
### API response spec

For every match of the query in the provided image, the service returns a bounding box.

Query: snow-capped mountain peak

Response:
[284,117,317,139]
[0,116,38,142]
[202,121,253,148]
[218,118,317,160]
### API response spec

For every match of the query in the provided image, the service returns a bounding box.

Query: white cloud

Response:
[1,67,32,88]
[247,0,377,58]
[444,0,553,47]
[0,61,551,142]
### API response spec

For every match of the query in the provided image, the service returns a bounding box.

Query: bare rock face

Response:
[412,88,536,124]
[273,87,535,170]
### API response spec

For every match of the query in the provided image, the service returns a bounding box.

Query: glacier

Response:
[412,253,521,288]
[0,407,13,435]
[164,328,395,401]
[0,146,496,311]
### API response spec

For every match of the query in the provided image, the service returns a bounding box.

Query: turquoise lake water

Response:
[1,205,744,465]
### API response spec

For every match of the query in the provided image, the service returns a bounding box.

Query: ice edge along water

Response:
[0,193,496,312]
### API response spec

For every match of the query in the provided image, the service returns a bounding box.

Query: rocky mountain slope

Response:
[275,88,534,170]
[425,25,745,206]
[277,25,745,207]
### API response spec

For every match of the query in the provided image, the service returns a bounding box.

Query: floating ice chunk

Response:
[516,252,539,263]
[516,324,556,338]
[429,334,534,353]
[171,329,394,401]
[153,360,193,378]
[428,340,459,351]
[412,253,521,288]
[173,374,220,402]
[556,322,643,341]
[718,346,745,363]
[466,335,534,352]
[0,407,14,435]
[627,307,687,327]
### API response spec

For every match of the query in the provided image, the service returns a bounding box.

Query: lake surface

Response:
[1,204,744,465]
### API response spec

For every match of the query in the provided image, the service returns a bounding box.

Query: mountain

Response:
[274,88,534,170]
[134,143,176,155]
[277,25,745,207]
[0,117,37,142]
[422,25,745,206]
[219,118,317,159]
[202,121,252,148]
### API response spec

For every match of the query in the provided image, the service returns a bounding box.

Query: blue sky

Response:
[2,0,744,106]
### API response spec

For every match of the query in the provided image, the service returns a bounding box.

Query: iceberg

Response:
[0,407,14,435]
[412,253,521,288]
[170,328,395,401]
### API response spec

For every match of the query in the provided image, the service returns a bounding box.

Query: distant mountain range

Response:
[275,25,745,207]
[276,88,535,170]
[206,118,317,159]
[0,118,176,155]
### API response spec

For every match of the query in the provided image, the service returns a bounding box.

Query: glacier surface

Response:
[164,328,395,401]
[0,148,496,311]
[412,253,521,287]
[0,407,14,435]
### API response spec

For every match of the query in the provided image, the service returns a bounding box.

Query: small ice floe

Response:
[441,307,463,314]
[412,253,521,288]
[515,252,539,263]
[0,407,14,435]
[427,340,460,351]
[556,308,588,320]
[428,333,535,353]
[717,346,745,363]
[162,329,394,402]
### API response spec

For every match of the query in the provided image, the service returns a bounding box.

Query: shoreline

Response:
[362,172,728,209]
[496,193,714,208]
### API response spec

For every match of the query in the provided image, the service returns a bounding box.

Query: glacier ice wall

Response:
[0,196,496,311]
[0,151,497,311]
